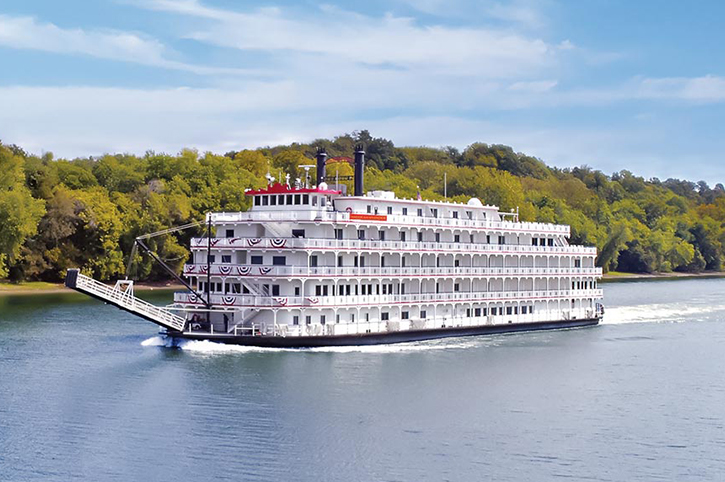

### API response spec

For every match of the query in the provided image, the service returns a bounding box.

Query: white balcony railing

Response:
[173,289,604,308]
[182,264,603,279]
[190,236,598,256]
[209,210,571,235]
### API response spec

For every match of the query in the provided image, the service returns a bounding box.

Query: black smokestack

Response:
[315,147,327,186]
[354,144,365,196]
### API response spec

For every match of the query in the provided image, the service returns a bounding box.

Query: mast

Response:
[206,213,212,324]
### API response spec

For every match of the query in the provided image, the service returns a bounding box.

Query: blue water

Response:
[1,279,725,481]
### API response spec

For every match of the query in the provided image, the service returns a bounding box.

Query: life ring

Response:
[346,207,352,213]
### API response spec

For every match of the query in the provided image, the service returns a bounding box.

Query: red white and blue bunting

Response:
[259,266,272,275]
[236,266,252,276]
[270,238,287,248]
[306,297,319,304]
[247,238,261,246]
[274,297,288,306]
[222,296,236,306]
[218,265,232,276]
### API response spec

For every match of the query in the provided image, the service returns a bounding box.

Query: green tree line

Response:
[2,130,725,282]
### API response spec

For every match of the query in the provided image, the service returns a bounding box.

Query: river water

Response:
[1,279,725,481]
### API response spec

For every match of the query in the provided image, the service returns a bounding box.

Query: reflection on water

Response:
[1,279,725,481]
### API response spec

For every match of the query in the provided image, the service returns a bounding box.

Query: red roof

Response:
[246,182,341,196]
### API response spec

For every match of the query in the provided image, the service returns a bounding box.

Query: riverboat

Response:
[65,145,604,347]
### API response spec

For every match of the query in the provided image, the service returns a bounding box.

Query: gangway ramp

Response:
[65,269,186,332]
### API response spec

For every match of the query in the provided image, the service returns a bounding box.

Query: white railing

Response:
[209,210,570,235]
[191,236,597,256]
[74,273,186,331]
[183,264,603,278]
[174,289,604,308]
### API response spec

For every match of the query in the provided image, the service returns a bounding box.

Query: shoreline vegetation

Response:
[3,271,723,296]
[3,130,725,285]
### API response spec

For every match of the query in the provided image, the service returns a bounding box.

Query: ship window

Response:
[574,259,581,268]
[270,195,277,206]
[303,194,309,204]
[402,311,409,320]
[400,284,405,294]
[335,228,343,240]
[294,194,301,204]
[417,208,423,217]
[475,308,481,317]
[431,208,438,218]
[454,234,460,243]
[532,238,538,246]
[295,286,300,296]
[365,313,370,322]
[367,205,372,213]
[466,211,472,219]
[232,283,241,294]
[225,229,234,238]
[470,234,474,243]
[323,286,329,296]
[293,316,299,325]
[421,310,427,319]
[306,316,311,325]
[403,207,408,215]
[312,196,317,206]
[243,285,250,294]
[351,313,355,323]
[273,256,286,266]
[402,257,406,267]
[381,312,389,321]
[320,315,326,325]
[222,255,232,264]
[360,256,365,267]
[262,196,269,206]
[455,259,460,267]
[466,308,471,317]
[521,306,527,314]
[254,196,261,206]
[379,230,385,241]
[292,229,305,238]
[337,255,343,267]
[315,285,321,296]
[418,232,423,242]
[387,206,393,214]
[400,231,406,242]
[354,256,358,267]
[454,283,460,292]
[486,235,490,244]
[358,229,365,240]
[207,254,215,263]
[506,307,513,315]
[540,237,545,246]
[310,255,318,267]
[483,308,488,316]
[514,306,519,314]
[216,282,223,292]
[435,233,440,242]
[498,236,505,245]
[336,314,340,324]
[272,285,280,296]
[287,194,293,205]
[453,211,458,219]
[548,238,554,246]
[251,256,263,264]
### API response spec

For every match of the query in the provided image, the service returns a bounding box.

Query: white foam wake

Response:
[603,302,724,325]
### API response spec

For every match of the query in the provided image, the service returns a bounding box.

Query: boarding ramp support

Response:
[65,269,186,332]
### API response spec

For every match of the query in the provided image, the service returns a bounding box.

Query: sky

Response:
[1,0,725,184]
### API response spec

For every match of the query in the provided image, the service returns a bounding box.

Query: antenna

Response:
[444,171,447,200]
[299,164,315,188]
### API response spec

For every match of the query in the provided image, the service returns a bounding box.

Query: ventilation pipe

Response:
[315,147,327,186]
[354,144,365,196]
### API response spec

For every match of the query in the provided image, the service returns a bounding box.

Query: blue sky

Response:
[2,0,725,184]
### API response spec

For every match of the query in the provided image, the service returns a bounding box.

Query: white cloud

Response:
[0,14,258,75]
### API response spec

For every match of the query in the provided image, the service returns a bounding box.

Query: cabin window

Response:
[312,196,317,206]
[216,282,223,292]
[272,256,286,266]
[470,234,474,243]
[270,195,277,206]
[321,197,327,207]
[475,308,481,317]
[254,196,261,206]
[431,208,438,218]
[315,285,321,296]
[310,255,318,267]
[320,315,326,325]
[400,284,405,294]
[335,228,343,240]
[454,234,460,243]
[378,230,385,241]
[351,313,355,323]
[387,206,393,215]
[486,235,491,244]
[454,283,460,292]
[262,196,269,206]
[354,256,359,267]
[402,311,409,320]
[225,229,234,238]
[466,211,472,219]
[207,254,215,263]
[292,229,305,238]
[303,194,309,204]
[452,211,458,219]
[574,259,581,268]
[400,231,406,242]
[466,308,471,317]
[358,229,365,240]
[381,312,389,321]
[323,286,329,296]
[454,259,460,267]
[381,257,385,268]
[221,255,232,264]
[294,194,301,204]
[306,316,311,325]
[232,283,241,294]
[337,255,343,267]
[548,238,554,246]
[417,232,423,242]
[417,208,423,217]
[498,235,505,245]
[514,306,519,314]
[251,255,263,264]
[403,207,408,215]
[435,233,440,242]
[483,308,488,316]
[336,314,340,324]
[360,256,365,267]
[421,310,427,319]
[521,306,527,314]
[367,205,372,213]
[293,316,300,325]
[286,194,293,205]
[278,195,285,205]
[506,307,513,315]
[243,285,250,294]
[294,286,300,296]
[532,238,538,246]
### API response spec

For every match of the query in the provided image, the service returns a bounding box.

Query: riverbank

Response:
[602,270,725,282]
[0,280,184,296]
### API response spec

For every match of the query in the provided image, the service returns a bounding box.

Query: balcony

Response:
[173,289,605,308]
[208,210,570,235]
[182,263,603,279]
[190,236,598,256]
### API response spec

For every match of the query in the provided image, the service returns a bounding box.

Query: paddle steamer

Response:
[66,146,603,347]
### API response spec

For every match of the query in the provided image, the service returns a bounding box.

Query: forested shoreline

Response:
[2,130,725,283]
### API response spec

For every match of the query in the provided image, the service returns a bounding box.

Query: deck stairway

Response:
[65,269,186,332]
